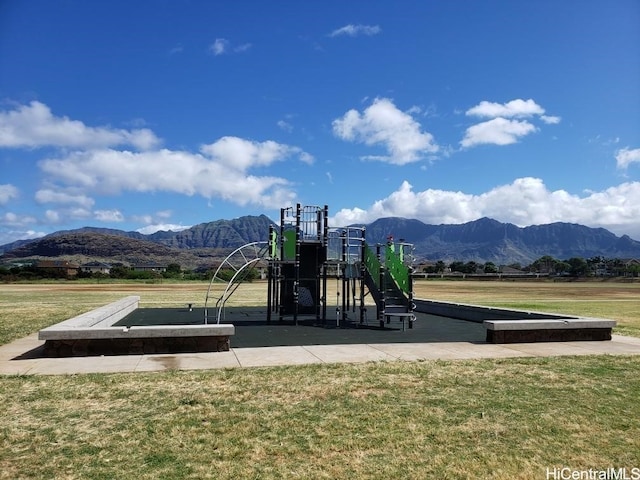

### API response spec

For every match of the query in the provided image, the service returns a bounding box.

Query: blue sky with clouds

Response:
[1,0,639,245]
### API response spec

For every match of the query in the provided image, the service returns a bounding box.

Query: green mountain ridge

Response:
[2,215,640,267]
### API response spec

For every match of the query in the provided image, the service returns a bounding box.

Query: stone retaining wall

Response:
[42,335,230,357]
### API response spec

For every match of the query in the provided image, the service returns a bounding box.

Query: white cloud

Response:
[616,147,640,169]
[461,118,537,148]
[45,210,60,223]
[94,209,124,222]
[332,97,438,165]
[0,101,161,150]
[2,211,36,227]
[331,178,640,239]
[132,210,190,234]
[329,24,381,37]
[299,151,314,165]
[0,212,42,245]
[234,43,252,53]
[210,38,229,55]
[0,184,19,205]
[44,207,91,223]
[277,120,293,132]
[136,223,191,235]
[461,98,559,148]
[210,39,251,55]
[0,226,44,245]
[155,210,172,219]
[200,136,312,170]
[466,99,545,118]
[168,44,184,55]
[38,136,313,209]
[35,189,94,208]
[540,115,561,125]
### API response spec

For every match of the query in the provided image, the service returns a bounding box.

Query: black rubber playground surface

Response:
[115,307,486,348]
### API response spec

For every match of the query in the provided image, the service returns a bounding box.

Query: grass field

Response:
[1,279,638,346]
[1,280,639,479]
[413,279,640,338]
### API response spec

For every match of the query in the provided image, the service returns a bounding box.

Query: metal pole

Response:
[377,243,385,328]
[294,203,301,326]
[360,230,366,324]
[322,205,329,326]
[279,207,285,322]
[340,232,349,327]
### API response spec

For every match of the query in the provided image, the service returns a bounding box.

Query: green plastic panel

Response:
[385,245,411,295]
[282,229,297,260]
[364,244,381,289]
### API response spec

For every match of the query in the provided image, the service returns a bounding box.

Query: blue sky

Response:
[1,0,639,246]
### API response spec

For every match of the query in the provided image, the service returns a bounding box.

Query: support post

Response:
[278,207,286,322]
[377,243,385,328]
[267,225,274,324]
[294,203,301,326]
[341,231,348,327]
[322,205,329,325]
[360,232,366,324]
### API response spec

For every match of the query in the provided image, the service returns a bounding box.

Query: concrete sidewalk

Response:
[2,332,640,376]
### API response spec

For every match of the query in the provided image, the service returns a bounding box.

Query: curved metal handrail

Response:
[204,241,269,324]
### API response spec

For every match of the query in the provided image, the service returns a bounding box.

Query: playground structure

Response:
[205,204,416,329]
[36,204,618,357]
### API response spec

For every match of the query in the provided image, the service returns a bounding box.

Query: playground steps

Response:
[364,268,415,329]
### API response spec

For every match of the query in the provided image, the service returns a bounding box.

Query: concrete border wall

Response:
[39,296,141,339]
[414,298,569,323]
[38,296,235,357]
[414,298,616,343]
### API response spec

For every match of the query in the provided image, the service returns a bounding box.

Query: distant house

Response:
[623,258,640,277]
[132,263,167,273]
[80,261,112,275]
[593,258,640,277]
[36,260,79,277]
[498,266,523,275]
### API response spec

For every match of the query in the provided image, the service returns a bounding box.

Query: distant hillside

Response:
[2,215,640,266]
[364,217,640,264]
[150,215,274,248]
[0,215,274,254]
[0,215,276,270]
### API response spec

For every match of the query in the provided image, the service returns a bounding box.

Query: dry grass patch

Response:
[1,356,639,479]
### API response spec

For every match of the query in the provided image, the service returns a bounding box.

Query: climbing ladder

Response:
[204,241,270,324]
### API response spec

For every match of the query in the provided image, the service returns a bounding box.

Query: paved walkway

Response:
[1,332,640,376]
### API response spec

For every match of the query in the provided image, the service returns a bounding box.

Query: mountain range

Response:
[1,215,639,268]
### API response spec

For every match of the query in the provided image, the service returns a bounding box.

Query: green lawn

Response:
[0,281,638,479]
[1,356,639,479]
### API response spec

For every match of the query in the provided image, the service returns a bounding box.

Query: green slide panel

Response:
[385,245,410,295]
[364,244,381,290]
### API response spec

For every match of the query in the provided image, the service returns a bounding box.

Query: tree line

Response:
[0,262,260,282]
[420,256,639,277]
[1,255,638,281]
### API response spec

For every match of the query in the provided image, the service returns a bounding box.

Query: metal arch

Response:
[204,241,269,324]
[212,257,263,324]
